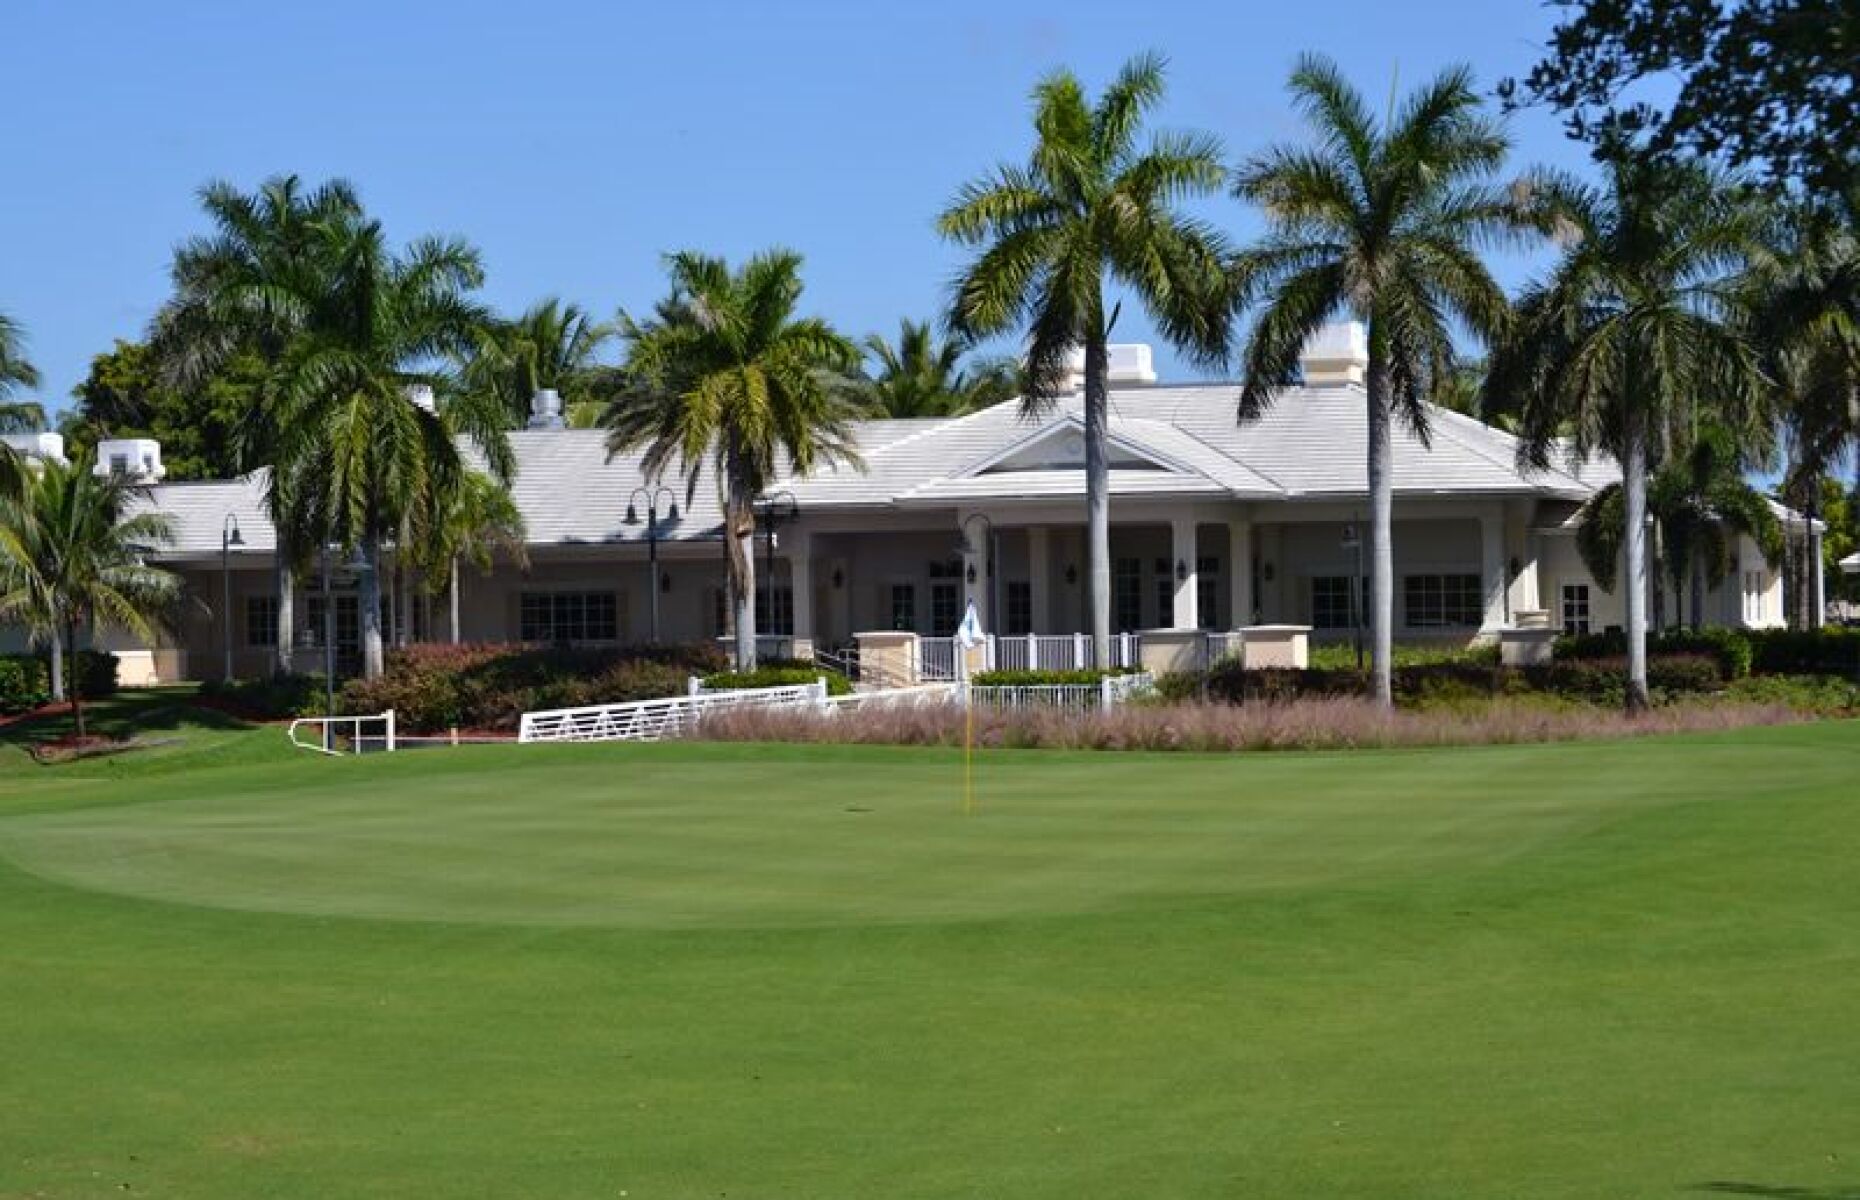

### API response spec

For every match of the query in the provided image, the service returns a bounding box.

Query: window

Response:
[1311,576,1362,630]
[520,591,618,645]
[1197,556,1220,629]
[245,595,279,648]
[1403,573,1483,628]
[1005,581,1033,636]
[756,587,794,636]
[1155,579,1173,629]
[1114,558,1143,632]
[889,584,916,632]
[108,452,131,476]
[1561,584,1591,634]
[929,581,960,636]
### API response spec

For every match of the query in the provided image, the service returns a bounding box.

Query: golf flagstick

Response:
[955,599,984,815]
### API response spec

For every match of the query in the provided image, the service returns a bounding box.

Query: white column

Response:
[1027,527,1051,633]
[789,530,814,641]
[1227,513,1252,629]
[1171,513,1199,630]
[1480,508,1508,633]
[959,511,991,631]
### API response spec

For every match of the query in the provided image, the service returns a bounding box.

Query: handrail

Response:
[518,680,829,744]
[287,710,397,756]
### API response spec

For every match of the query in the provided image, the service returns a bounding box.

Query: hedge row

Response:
[0,652,119,715]
[338,642,730,732]
[970,667,1140,687]
[1553,627,1860,680]
[1160,653,1727,707]
[702,661,853,697]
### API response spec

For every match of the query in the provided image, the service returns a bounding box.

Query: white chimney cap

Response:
[1060,343,1159,391]
[527,387,565,430]
[1299,321,1368,386]
[1,431,69,467]
[94,437,166,482]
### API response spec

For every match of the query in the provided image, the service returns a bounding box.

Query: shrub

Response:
[970,667,1135,687]
[1306,641,1500,670]
[201,673,329,720]
[338,642,729,732]
[74,650,119,698]
[0,656,51,714]
[1746,627,1860,676]
[1554,628,1752,680]
[1722,673,1860,715]
[703,663,853,697]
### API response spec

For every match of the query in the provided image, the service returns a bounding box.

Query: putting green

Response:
[0,735,1830,929]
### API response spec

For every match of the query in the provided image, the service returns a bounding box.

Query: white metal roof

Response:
[138,380,1600,558]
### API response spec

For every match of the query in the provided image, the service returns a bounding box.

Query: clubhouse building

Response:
[4,324,1811,684]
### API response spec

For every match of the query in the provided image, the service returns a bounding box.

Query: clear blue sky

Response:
[4,0,1597,416]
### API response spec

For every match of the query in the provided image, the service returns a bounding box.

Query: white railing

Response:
[287,710,396,756]
[824,683,962,712]
[1202,631,1246,667]
[968,672,1154,714]
[518,680,828,744]
[923,631,1145,677]
[919,637,962,680]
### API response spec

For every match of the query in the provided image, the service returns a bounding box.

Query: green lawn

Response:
[0,700,1856,1197]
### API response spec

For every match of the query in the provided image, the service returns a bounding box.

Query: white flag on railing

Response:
[955,600,985,650]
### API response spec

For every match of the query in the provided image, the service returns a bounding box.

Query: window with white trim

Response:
[1114,558,1143,632]
[1742,569,1767,624]
[1197,556,1220,629]
[520,591,618,645]
[889,584,916,632]
[245,595,279,648]
[1403,573,1483,628]
[1561,584,1591,634]
[1311,576,1362,630]
[1005,581,1032,636]
[756,587,794,636]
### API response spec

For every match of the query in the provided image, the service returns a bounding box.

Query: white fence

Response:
[287,711,396,756]
[921,632,1145,677]
[518,680,829,744]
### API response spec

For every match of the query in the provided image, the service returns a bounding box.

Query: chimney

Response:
[2,431,68,468]
[527,387,565,430]
[93,437,167,482]
[1299,322,1368,387]
[1059,343,1159,392]
[405,383,437,412]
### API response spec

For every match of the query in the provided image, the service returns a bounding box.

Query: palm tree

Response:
[1486,154,1766,710]
[155,175,365,675]
[602,250,862,670]
[1572,425,1782,629]
[0,457,179,738]
[269,220,513,679]
[938,52,1231,667]
[417,471,528,643]
[861,319,1019,418]
[1749,195,1859,627]
[1232,56,1535,706]
[1,312,44,498]
[461,298,613,428]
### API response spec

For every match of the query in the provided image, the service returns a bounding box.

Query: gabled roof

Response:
[138,380,1599,557]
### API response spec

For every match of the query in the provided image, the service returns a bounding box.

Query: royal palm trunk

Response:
[359,533,385,680]
[449,557,462,645]
[274,552,296,675]
[727,496,758,672]
[1621,421,1651,713]
[48,629,65,703]
[1364,340,1395,709]
[1083,336,1111,669]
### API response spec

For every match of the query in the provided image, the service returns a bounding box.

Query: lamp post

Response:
[221,514,244,682]
[754,491,799,640]
[1341,522,1364,671]
[624,486,680,643]
[957,512,998,633]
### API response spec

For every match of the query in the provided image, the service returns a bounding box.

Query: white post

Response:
[1074,631,1087,670]
[1098,675,1113,711]
[1811,522,1826,628]
[1171,514,1199,630]
[960,513,991,632]
[1028,527,1051,635]
[385,709,397,753]
[1228,514,1253,629]
[1480,508,1508,634]
[1025,631,1037,671]
[985,633,996,671]
[688,676,702,696]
